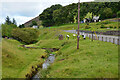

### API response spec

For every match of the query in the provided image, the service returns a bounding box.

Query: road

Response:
[64,30,120,45]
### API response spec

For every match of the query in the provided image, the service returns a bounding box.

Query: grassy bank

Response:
[26,26,118,78]
[40,39,118,78]
[2,39,47,78]
[2,19,119,78]
[47,20,119,32]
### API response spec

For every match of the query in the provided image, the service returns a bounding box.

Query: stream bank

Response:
[24,48,59,80]
[32,53,55,79]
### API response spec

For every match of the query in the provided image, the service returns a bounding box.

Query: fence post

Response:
[86,33,88,37]
[109,37,111,42]
[94,36,96,40]
[117,38,119,45]
[89,35,90,39]
[92,32,93,41]
[106,37,107,42]
[102,37,103,41]
[98,36,99,40]
[113,38,115,44]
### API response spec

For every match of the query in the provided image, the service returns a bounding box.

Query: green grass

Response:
[46,20,119,32]
[39,39,118,78]
[26,24,118,78]
[2,19,119,78]
[2,39,47,78]
[0,41,2,80]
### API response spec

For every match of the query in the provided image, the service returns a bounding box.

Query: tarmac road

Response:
[64,30,120,45]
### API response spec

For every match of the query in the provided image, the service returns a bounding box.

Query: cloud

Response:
[13,16,34,25]
[0,0,94,25]
[0,15,34,26]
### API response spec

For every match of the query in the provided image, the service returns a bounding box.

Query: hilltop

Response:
[23,16,41,27]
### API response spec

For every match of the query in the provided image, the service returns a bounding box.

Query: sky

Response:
[0,0,95,26]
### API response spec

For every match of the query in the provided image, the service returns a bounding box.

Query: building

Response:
[32,25,38,29]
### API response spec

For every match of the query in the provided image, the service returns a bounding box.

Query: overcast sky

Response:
[0,0,95,26]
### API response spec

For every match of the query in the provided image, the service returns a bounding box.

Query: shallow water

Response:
[32,54,55,79]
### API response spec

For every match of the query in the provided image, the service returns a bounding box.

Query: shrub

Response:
[85,25,89,29]
[45,49,52,54]
[101,21,111,24]
[12,28,39,44]
[109,26,113,28]
[117,11,120,18]
[118,26,120,29]
[113,26,116,29]
[100,24,104,28]
[2,24,17,38]
[96,22,101,25]
[101,8,113,19]
[19,24,25,28]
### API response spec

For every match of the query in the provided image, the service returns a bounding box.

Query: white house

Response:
[33,25,38,29]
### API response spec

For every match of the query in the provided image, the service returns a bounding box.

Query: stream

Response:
[32,54,55,79]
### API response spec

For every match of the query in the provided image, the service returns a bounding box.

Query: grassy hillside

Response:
[25,24,118,78]
[48,19,119,32]
[40,39,118,78]
[2,39,46,78]
[0,41,2,80]
[2,19,119,78]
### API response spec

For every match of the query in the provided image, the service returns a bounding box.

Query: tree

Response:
[19,24,25,28]
[117,11,120,18]
[84,12,93,21]
[39,4,62,27]
[101,8,113,19]
[32,21,37,26]
[5,16,12,25]
[12,18,17,25]
[39,2,119,27]
[2,24,17,38]
[53,8,67,25]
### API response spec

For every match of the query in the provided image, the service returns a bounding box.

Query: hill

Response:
[2,9,119,78]
[22,2,120,28]
[25,23,118,78]
[39,2,120,27]
[24,16,41,27]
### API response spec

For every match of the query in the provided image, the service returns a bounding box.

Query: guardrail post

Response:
[89,35,91,39]
[102,37,103,41]
[98,36,99,40]
[109,37,111,42]
[117,38,119,45]
[106,37,107,42]
[113,38,115,44]
[92,32,93,41]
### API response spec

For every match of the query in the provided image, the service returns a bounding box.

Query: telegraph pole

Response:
[77,0,80,49]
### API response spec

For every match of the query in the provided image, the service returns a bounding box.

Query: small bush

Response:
[12,28,39,44]
[85,25,89,29]
[100,24,106,28]
[117,11,120,18]
[118,26,120,29]
[96,22,101,25]
[109,26,113,28]
[101,21,111,24]
[45,49,52,54]
[116,26,120,29]
[113,26,116,29]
